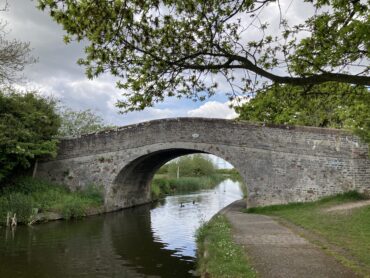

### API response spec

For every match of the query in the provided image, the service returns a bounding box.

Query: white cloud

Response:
[122,107,180,125]
[3,0,311,127]
[187,97,249,119]
[187,101,237,119]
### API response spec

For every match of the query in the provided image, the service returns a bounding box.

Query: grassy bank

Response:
[196,215,257,278]
[247,192,370,276]
[0,177,104,226]
[215,168,242,179]
[151,175,225,200]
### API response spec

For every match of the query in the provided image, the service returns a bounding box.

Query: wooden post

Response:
[32,159,38,178]
[11,213,17,227]
[6,212,10,227]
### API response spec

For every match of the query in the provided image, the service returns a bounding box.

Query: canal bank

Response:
[197,200,357,278]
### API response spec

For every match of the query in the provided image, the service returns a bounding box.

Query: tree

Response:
[0,2,36,84]
[0,88,61,182]
[37,0,369,112]
[58,108,112,137]
[166,155,216,177]
[236,83,370,144]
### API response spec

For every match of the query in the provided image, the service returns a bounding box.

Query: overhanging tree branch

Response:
[37,0,370,111]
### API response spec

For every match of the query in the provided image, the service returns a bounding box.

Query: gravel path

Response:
[221,200,357,278]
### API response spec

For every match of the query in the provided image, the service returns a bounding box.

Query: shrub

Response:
[78,184,104,204]
[0,197,9,225]
[0,193,36,224]
[151,178,172,199]
[60,196,87,219]
[165,154,217,178]
[0,177,104,225]
[151,174,227,199]
[0,89,60,183]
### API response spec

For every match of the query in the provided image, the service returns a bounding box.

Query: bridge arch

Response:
[35,118,369,211]
[109,146,247,210]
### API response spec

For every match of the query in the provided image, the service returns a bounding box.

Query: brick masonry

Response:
[36,118,370,211]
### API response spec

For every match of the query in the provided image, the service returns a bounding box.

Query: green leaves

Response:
[37,0,369,112]
[166,154,216,178]
[236,82,370,144]
[289,0,369,75]
[0,89,60,182]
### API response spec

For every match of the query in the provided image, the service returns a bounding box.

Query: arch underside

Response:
[109,148,230,210]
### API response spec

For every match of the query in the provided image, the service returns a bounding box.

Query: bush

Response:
[78,184,105,204]
[0,193,35,225]
[0,89,60,183]
[151,178,172,199]
[168,175,225,192]
[60,196,87,219]
[4,176,63,194]
[0,177,104,225]
[0,197,7,223]
[57,107,113,137]
[151,175,226,199]
[165,154,217,178]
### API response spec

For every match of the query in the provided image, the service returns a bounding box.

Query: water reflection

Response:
[151,179,243,259]
[0,179,243,277]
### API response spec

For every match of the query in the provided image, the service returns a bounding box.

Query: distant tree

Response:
[0,88,60,182]
[0,3,36,84]
[58,108,112,137]
[167,156,193,177]
[166,155,216,177]
[191,155,216,177]
[236,83,370,144]
[38,0,369,112]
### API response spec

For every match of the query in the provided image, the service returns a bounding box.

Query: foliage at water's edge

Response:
[196,214,257,278]
[0,177,104,226]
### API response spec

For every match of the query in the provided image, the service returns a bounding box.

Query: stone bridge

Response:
[36,118,370,211]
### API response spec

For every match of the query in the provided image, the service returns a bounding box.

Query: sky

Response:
[1,0,314,169]
[2,0,243,126]
[1,0,311,127]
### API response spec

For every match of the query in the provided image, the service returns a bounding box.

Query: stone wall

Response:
[36,118,370,211]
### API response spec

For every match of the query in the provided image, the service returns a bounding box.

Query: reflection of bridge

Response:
[36,118,369,210]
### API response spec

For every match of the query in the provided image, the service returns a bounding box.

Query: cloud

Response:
[1,1,205,126]
[187,96,250,119]
[2,1,86,81]
[187,101,234,119]
[119,107,181,125]
[2,0,309,127]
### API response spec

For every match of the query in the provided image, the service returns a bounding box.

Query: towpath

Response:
[221,200,357,278]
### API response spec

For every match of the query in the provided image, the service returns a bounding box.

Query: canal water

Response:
[0,179,243,277]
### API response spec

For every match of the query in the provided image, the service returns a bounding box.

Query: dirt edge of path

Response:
[324,200,370,213]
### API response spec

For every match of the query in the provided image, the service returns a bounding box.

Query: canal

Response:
[0,179,243,277]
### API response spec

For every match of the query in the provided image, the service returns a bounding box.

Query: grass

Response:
[196,214,257,278]
[0,177,104,225]
[246,191,370,276]
[151,174,225,200]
